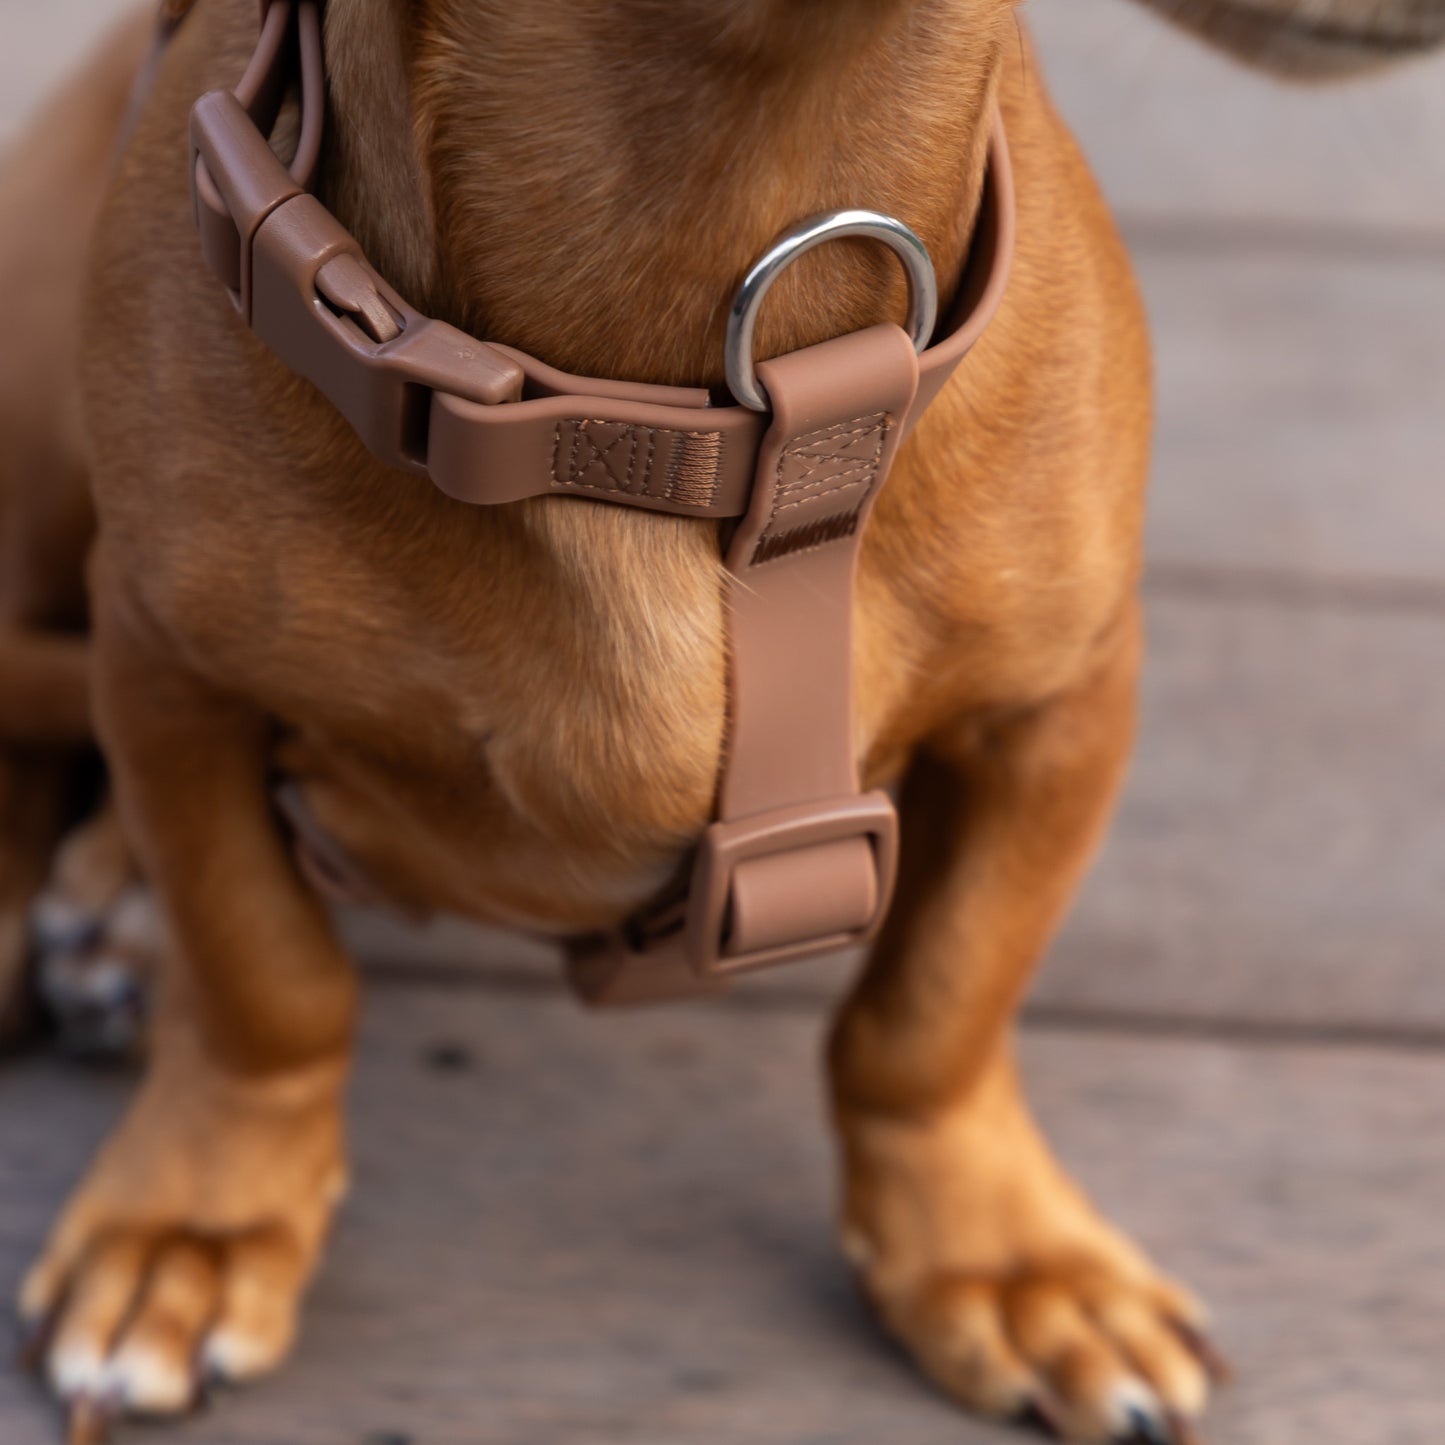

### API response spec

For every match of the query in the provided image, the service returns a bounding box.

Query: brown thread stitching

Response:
[569,421,583,486]
[555,425,725,504]
[752,511,861,564]
[751,411,890,566]
[776,464,876,503]
[552,420,650,495]
[666,430,724,507]
[772,415,887,503]
[586,423,634,490]
[550,422,567,486]
[770,473,874,514]
[641,429,657,497]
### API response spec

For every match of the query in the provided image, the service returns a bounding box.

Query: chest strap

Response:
[183,0,1015,1004]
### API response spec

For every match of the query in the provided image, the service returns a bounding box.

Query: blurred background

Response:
[1,1,1443,1442]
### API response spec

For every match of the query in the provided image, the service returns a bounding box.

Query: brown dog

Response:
[2,0,1440,1441]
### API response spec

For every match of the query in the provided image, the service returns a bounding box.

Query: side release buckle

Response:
[566,792,897,1007]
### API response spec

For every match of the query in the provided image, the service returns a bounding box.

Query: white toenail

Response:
[49,1342,108,1400]
[104,1342,192,1414]
[202,1326,283,1383]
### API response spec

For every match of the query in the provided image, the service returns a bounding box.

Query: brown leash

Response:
[179,0,1016,1005]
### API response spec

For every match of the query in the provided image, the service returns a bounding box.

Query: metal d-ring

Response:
[725,210,939,413]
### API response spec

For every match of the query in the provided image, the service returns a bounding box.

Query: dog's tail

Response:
[1127,0,1445,78]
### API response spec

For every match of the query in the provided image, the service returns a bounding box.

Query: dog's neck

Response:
[320,0,1015,389]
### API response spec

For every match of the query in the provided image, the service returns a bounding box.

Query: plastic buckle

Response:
[686,790,898,978]
[189,89,302,314]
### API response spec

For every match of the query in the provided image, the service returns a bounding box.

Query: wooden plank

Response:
[1029,0,1445,237]
[2,983,1443,1441]
[1138,246,1445,587]
[1041,593,1445,1034]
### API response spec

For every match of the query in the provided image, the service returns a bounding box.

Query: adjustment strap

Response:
[188,40,1011,521]
[565,326,918,1005]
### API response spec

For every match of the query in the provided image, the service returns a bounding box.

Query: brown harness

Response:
[180,0,1016,1005]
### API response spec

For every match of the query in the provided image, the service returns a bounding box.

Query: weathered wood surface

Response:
[1048,595,1445,1034]
[1138,247,1445,586]
[1032,0,1445,237]
[2,982,1444,1445]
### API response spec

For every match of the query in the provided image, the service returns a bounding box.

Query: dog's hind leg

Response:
[830,604,1223,1443]
[21,580,356,1422]
[0,592,92,1053]
[32,793,159,1060]
[0,749,85,1046]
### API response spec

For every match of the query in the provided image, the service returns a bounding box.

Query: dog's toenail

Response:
[1125,1404,1175,1445]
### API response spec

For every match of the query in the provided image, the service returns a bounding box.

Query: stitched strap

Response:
[186,4,1013,523]
[178,0,1017,1007]
[565,329,918,1005]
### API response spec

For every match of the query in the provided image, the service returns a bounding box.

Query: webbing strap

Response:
[176,0,1016,1005]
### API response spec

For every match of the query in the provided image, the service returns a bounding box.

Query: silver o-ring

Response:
[725,210,939,413]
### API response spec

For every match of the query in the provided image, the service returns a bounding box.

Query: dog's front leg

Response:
[19,584,357,1421]
[832,606,1221,1441]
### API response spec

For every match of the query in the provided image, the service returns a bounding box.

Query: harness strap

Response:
[567,327,918,1003]
[178,0,1016,1005]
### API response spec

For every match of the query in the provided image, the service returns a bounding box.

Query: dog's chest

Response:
[148,483,732,929]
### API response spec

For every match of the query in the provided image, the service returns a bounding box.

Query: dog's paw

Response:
[862,1256,1222,1442]
[30,805,156,1061]
[18,1047,347,1425]
[837,1084,1225,1442]
[33,885,159,1062]
[23,1226,308,1425]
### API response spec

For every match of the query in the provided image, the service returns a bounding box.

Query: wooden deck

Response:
[2,2,1444,1441]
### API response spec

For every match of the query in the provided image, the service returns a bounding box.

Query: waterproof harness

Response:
[183,0,1016,1005]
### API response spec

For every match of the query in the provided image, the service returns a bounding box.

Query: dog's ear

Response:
[1128,0,1445,78]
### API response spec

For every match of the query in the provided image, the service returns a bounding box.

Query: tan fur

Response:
[8,0,1429,1433]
